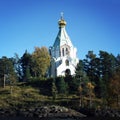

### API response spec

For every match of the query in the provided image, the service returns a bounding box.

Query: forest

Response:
[0,46,120,111]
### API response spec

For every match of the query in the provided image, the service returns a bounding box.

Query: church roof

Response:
[53,15,73,48]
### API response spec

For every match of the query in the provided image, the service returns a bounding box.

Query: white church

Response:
[49,14,79,77]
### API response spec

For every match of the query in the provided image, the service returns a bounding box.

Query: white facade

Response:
[49,15,79,77]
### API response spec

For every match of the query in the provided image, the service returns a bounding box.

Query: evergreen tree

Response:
[56,77,68,94]
[83,51,96,83]
[75,60,84,80]
[13,53,22,81]
[67,76,79,94]
[52,80,58,100]
[116,55,120,77]
[99,51,116,102]
[0,56,17,87]
[20,50,32,81]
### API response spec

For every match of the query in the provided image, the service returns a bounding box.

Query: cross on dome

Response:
[61,12,64,20]
[59,12,66,27]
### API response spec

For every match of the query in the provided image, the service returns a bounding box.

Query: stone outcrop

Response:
[0,105,86,119]
[95,108,120,117]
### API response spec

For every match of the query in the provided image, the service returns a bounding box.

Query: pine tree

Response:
[52,80,58,100]
[56,77,68,94]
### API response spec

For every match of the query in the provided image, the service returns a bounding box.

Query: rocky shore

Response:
[0,105,86,119]
[95,108,120,117]
[0,105,120,119]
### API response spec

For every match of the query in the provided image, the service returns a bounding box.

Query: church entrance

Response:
[65,69,71,76]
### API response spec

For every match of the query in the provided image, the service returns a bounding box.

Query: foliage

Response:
[66,76,79,94]
[52,80,58,100]
[20,50,32,81]
[0,48,120,109]
[83,51,117,99]
[56,77,68,94]
[0,56,17,87]
[86,82,95,108]
[19,47,50,80]
[109,68,120,107]
[13,53,22,81]
[32,46,50,77]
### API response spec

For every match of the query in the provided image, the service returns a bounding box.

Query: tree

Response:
[75,60,84,79]
[116,54,120,73]
[86,82,95,108]
[78,85,83,107]
[109,68,120,107]
[56,77,68,94]
[64,74,78,94]
[32,47,50,77]
[83,51,97,85]
[20,50,32,81]
[99,51,116,103]
[52,80,58,100]
[83,51,101,97]
[13,53,22,81]
[83,51,117,99]
[0,56,17,88]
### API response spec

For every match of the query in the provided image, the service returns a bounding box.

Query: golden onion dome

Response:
[58,12,66,28]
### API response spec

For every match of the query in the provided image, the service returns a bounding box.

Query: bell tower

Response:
[49,14,79,77]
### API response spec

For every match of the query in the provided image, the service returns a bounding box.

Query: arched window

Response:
[66,47,69,56]
[62,48,64,56]
[66,48,68,55]
[65,59,69,66]
[66,48,68,51]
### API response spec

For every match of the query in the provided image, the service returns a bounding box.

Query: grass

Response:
[0,83,51,109]
[0,84,80,110]
[0,83,109,110]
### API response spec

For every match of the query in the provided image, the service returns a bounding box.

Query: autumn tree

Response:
[86,82,95,108]
[109,68,120,107]
[78,85,83,107]
[32,46,50,77]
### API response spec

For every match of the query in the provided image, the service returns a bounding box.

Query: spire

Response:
[53,13,73,48]
[58,12,66,28]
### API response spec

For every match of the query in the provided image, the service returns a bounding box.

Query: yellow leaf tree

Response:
[32,46,50,77]
[109,70,120,107]
[87,82,95,108]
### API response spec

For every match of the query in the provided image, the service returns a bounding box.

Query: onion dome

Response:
[58,12,66,28]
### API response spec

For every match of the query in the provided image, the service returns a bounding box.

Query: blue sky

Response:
[0,0,120,59]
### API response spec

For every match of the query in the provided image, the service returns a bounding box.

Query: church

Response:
[49,14,79,77]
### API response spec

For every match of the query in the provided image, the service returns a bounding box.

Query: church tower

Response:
[49,14,79,77]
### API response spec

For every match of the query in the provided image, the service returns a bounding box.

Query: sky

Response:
[0,0,120,59]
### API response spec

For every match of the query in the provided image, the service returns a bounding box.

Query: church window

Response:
[62,48,64,56]
[65,59,69,66]
[66,48,69,55]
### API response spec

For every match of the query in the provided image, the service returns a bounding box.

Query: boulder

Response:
[0,105,86,119]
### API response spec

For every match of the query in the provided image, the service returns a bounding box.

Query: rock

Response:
[0,105,86,119]
[95,108,120,118]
